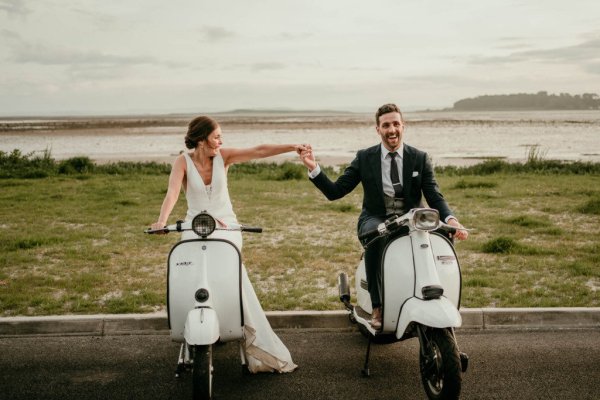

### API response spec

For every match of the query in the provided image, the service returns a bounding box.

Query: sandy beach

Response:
[2,111,599,167]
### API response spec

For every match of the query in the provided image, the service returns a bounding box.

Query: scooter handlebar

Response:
[144,227,170,234]
[358,227,382,242]
[241,226,263,233]
[144,225,262,234]
[440,225,457,235]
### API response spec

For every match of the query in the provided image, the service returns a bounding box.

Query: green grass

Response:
[1,151,599,315]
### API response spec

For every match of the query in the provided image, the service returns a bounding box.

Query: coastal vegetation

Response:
[1,150,599,316]
[452,91,600,111]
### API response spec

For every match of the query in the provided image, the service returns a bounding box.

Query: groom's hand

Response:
[447,218,468,240]
[299,145,317,172]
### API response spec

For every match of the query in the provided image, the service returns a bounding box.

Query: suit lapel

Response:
[403,145,416,197]
[367,145,383,196]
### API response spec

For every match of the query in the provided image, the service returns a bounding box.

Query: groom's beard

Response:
[383,132,401,150]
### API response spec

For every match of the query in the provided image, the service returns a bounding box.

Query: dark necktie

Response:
[390,152,403,199]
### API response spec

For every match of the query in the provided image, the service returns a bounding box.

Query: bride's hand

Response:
[150,221,167,234]
[295,144,311,155]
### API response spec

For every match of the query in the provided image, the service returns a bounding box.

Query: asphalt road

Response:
[1,329,599,400]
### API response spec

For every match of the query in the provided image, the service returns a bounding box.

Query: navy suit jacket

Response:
[310,143,453,230]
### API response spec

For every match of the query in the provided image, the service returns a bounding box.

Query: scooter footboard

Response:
[184,308,220,345]
[396,297,462,339]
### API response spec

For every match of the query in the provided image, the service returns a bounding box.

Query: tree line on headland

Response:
[452,91,600,111]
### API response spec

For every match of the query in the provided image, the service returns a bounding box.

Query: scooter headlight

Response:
[413,209,440,231]
[192,213,216,237]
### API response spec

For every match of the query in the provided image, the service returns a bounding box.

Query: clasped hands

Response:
[295,144,316,171]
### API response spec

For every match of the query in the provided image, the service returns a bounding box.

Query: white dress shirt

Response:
[380,143,403,198]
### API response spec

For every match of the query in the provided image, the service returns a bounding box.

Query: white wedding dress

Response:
[180,152,297,373]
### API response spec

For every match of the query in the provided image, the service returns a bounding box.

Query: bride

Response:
[151,116,302,373]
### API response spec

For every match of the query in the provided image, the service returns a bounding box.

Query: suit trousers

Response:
[358,215,387,309]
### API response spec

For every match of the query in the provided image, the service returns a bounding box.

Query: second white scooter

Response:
[338,208,469,400]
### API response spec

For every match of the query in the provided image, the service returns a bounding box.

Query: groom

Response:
[300,103,468,329]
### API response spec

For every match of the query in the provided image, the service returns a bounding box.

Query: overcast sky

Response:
[1,0,599,116]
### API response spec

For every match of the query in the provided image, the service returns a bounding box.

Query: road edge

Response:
[1,308,599,337]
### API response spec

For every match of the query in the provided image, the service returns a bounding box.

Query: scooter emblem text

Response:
[176,261,193,267]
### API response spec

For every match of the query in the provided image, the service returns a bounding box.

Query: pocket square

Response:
[412,171,419,177]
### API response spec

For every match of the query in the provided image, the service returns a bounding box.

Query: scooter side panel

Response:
[382,236,415,332]
[168,240,243,342]
[430,233,461,308]
[396,297,462,339]
[355,258,371,313]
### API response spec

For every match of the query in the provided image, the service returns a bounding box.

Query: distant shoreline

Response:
[2,110,599,134]
[3,110,599,167]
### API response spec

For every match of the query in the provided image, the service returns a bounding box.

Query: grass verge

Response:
[1,151,599,315]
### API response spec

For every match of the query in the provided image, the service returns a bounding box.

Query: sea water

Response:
[1,110,598,166]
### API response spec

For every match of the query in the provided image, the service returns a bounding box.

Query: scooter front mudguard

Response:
[183,308,220,345]
[396,297,462,339]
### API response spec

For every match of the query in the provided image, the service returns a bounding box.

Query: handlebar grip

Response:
[358,228,380,242]
[242,226,263,233]
[144,227,169,234]
[437,224,457,235]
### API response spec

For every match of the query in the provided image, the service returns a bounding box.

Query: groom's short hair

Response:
[375,103,404,126]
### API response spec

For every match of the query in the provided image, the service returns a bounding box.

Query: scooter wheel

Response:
[419,328,461,400]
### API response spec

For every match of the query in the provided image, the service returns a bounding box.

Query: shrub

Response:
[229,161,306,180]
[328,203,358,213]
[482,237,519,254]
[96,161,171,175]
[453,179,498,189]
[0,149,56,178]
[504,215,551,228]
[274,162,305,180]
[578,198,600,215]
[58,157,95,174]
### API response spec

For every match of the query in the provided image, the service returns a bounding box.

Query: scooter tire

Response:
[192,344,213,400]
[419,328,461,400]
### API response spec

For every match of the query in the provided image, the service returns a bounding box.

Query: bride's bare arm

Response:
[220,144,305,167]
[151,155,186,230]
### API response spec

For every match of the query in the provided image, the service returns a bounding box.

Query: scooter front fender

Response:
[184,308,220,345]
[396,297,462,339]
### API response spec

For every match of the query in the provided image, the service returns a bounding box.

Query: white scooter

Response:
[338,208,469,400]
[145,211,262,400]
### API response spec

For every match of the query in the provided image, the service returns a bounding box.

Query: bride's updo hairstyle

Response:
[185,116,219,149]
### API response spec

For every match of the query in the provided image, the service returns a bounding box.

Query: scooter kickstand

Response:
[361,338,372,377]
[175,343,186,378]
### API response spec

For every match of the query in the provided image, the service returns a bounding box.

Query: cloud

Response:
[0,28,19,40]
[495,37,533,51]
[470,36,600,65]
[514,37,600,62]
[2,31,185,71]
[68,6,120,30]
[584,62,600,75]
[200,26,236,42]
[251,62,286,72]
[279,32,315,40]
[14,43,157,66]
[0,0,31,16]
[0,32,188,82]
